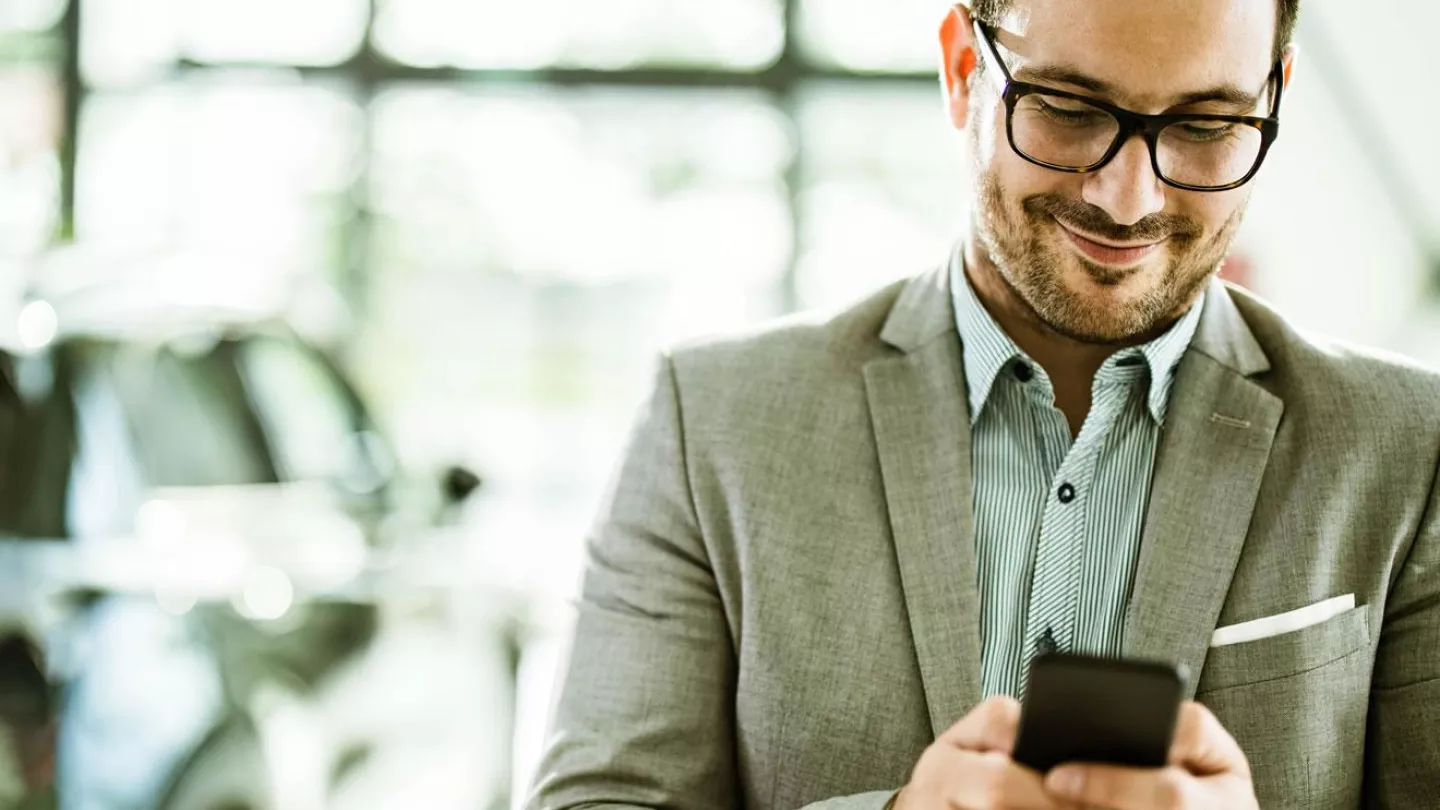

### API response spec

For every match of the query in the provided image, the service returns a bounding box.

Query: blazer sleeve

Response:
[1364,454,1440,808]
[523,354,902,810]
[523,352,739,810]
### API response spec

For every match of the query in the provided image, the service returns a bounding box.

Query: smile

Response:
[1056,219,1165,268]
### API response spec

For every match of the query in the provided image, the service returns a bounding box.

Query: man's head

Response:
[940,0,1299,344]
[968,0,1300,63]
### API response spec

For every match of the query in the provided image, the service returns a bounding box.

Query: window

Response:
[81,0,368,85]
[0,68,61,256]
[796,82,964,309]
[48,2,955,495]
[76,78,361,287]
[361,86,792,493]
[373,0,784,70]
[0,0,66,33]
[37,0,959,589]
[797,0,942,72]
[0,0,64,257]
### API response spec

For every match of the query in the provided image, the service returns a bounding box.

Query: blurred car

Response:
[0,253,514,810]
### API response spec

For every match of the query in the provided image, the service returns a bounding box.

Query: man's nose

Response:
[1081,135,1167,228]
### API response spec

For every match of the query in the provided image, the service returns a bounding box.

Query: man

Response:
[527,0,1440,807]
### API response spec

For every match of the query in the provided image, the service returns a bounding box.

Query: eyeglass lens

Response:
[1011,92,1265,188]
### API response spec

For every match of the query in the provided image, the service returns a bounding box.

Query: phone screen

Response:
[1011,653,1188,773]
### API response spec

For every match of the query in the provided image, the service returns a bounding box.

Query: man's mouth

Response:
[1055,218,1165,267]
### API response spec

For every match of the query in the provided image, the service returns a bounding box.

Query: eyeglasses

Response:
[972,21,1283,192]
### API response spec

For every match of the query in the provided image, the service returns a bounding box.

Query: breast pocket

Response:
[1195,606,1372,694]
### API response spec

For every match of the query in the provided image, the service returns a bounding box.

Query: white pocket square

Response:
[1209,594,1355,648]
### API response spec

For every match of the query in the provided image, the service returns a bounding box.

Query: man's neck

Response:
[961,243,1183,437]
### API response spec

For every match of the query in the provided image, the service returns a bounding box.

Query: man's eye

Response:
[1176,122,1240,141]
[1035,98,1107,125]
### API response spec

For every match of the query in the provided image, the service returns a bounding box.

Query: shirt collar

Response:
[950,247,1205,425]
[951,251,1026,423]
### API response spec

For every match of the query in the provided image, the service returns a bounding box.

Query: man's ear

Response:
[939,4,980,130]
[1280,42,1299,91]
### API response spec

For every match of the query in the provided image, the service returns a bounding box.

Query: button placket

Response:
[1021,379,1133,686]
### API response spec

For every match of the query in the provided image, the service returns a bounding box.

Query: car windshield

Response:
[235,335,385,492]
[0,333,385,539]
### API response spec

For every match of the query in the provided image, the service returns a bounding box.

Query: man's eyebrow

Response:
[1014,65,1114,95]
[1171,86,1261,109]
[1014,64,1262,109]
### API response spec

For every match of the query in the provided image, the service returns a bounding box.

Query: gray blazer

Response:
[527,266,1440,810]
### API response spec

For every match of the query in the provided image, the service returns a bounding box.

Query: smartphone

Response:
[1011,652,1188,773]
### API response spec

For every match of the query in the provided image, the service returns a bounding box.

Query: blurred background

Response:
[0,0,1435,808]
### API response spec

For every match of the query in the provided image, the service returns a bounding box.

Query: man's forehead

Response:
[993,0,1277,107]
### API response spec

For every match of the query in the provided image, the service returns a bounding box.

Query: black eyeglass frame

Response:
[972,21,1285,192]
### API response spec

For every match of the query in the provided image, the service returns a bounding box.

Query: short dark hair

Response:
[968,0,1300,63]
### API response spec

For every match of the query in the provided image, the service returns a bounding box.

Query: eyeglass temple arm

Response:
[970,20,1012,91]
[1268,61,1287,117]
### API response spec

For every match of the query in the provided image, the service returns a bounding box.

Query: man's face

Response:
[958,0,1285,343]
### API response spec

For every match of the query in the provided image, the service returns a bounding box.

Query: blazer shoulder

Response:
[1227,285,1440,436]
[667,277,909,387]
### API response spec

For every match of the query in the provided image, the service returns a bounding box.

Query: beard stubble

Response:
[972,170,1244,345]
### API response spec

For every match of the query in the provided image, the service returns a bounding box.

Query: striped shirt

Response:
[950,251,1205,699]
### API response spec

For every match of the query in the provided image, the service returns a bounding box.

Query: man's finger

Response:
[938,695,1022,753]
[1168,701,1250,778]
[1044,763,1197,810]
[944,749,1080,810]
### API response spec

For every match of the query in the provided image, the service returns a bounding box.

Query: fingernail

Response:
[1046,768,1086,798]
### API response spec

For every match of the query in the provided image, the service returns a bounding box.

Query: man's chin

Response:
[1038,302,1151,345]
[1059,249,1163,293]
[1035,261,1168,343]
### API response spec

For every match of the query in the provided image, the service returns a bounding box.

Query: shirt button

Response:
[1038,628,1058,656]
[1012,362,1033,382]
[1057,482,1076,503]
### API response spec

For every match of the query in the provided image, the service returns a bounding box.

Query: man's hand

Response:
[894,696,1079,810]
[1041,701,1258,810]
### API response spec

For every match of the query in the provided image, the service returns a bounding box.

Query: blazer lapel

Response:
[864,267,985,737]
[1124,281,1284,697]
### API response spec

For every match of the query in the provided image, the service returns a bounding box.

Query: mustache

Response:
[1024,193,1203,244]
